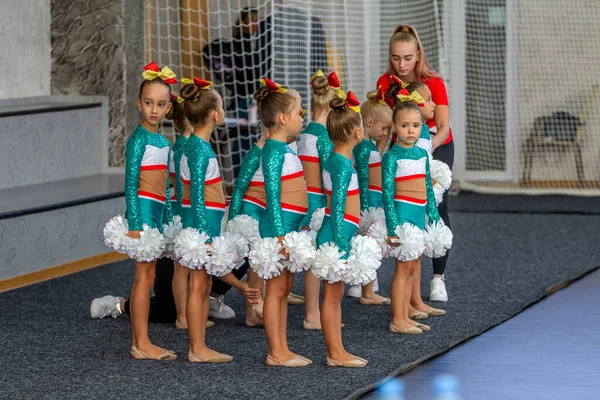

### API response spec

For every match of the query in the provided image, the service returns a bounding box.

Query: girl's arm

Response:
[316,135,334,170]
[431,105,450,150]
[330,164,352,257]
[382,150,400,235]
[124,133,145,231]
[263,143,286,237]
[229,146,260,220]
[425,155,441,223]
[174,145,185,215]
[353,143,370,211]
[162,148,174,224]
[190,148,211,235]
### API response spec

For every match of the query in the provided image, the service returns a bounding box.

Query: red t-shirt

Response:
[376,73,453,145]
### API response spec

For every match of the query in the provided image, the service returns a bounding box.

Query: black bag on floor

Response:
[531,111,583,142]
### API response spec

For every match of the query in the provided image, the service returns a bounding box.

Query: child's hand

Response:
[127,230,141,239]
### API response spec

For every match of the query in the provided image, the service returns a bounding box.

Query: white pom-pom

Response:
[366,219,391,258]
[103,215,131,254]
[430,159,452,190]
[433,184,445,206]
[306,230,318,247]
[162,215,182,257]
[283,231,316,273]
[358,207,386,235]
[226,232,249,268]
[424,220,453,258]
[389,223,425,262]
[127,225,166,262]
[174,228,211,269]
[309,207,326,232]
[249,237,286,279]
[205,236,238,277]
[312,243,350,283]
[226,215,261,244]
[344,235,382,286]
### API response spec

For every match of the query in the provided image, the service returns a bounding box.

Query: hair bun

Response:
[366,90,381,101]
[311,75,330,95]
[180,83,199,101]
[253,86,271,102]
[329,96,347,112]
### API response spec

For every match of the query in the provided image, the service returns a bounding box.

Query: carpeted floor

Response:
[1,212,600,400]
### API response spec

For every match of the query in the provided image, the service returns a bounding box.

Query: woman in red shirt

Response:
[377,24,453,303]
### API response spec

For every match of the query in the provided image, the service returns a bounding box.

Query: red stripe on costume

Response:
[182,199,191,206]
[169,172,176,177]
[242,195,266,208]
[205,201,226,210]
[299,155,320,163]
[205,176,222,185]
[369,162,382,168]
[281,203,308,214]
[281,171,304,181]
[170,195,177,201]
[307,186,324,194]
[141,164,168,171]
[394,195,426,205]
[395,174,426,182]
[181,178,190,184]
[248,180,265,187]
[324,208,360,226]
[368,185,382,193]
[325,188,360,196]
[138,191,166,202]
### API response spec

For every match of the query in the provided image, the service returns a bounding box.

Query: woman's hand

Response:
[127,230,141,239]
[239,283,263,304]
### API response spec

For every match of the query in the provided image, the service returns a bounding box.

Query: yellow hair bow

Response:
[260,78,288,94]
[397,88,425,107]
[180,78,194,85]
[142,62,178,84]
[310,69,325,82]
[170,93,184,104]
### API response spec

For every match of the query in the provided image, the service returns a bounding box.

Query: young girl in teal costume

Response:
[250,78,313,367]
[297,70,337,330]
[314,90,373,368]
[176,78,234,363]
[349,86,393,305]
[107,62,177,360]
[382,101,451,335]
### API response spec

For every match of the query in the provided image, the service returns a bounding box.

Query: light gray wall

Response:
[0,0,51,99]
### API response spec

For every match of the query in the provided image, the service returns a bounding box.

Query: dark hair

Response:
[392,101,422,124]
[326,97,362,143]
[180,84,220,126]
[253,86,296,129]
[138,78,171,100]
[405,81,426,93]
[165,97,187,133]
[232,7,259,38]
[390,81,427,107]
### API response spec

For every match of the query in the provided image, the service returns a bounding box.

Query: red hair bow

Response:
[346,90,361,113]
[328,72,341,89]
[377,85,386,105]
[142,62,178,85]
[390,75,408,88]
[170,93,184,103]
[260,78,288,93]
[193,77,213,89]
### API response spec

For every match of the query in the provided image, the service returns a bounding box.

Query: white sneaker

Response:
[90,295,123,319]
[208,295,235,319]
[430,276,448,302]
[347,285,361,298]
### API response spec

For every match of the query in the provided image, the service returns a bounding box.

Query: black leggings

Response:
[431,140,454,276]
[124,258,250,323]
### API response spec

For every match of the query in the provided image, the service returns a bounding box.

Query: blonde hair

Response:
[361,90,392,123]
[388,24,439,81]
[310,74,336,114]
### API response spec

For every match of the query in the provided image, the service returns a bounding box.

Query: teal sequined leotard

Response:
[229,144,264,221]
[316,153,361,259]
[382,143,439,232]
[297,122,334,227]
[415,124,432,154]
[124,125,173,233]
[353,138,383,211]
[260,139,308,238]
[180,134,226,240]
[169,134,188,217]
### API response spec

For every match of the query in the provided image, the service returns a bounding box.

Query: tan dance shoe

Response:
[326,357,368,368]
[188,351,232,363]
[359,296,391,305]
[410,311,429,319]
[389,323,423,335]
[131,346,176,360]
[427,307,446,316]
[415,323,430,331]
[266,354,311,367]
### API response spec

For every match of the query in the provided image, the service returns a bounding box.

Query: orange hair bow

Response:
[397,88,425,107]
[170,93,184,103]
[390,75,409,89]
[309,69,325,83]
[327,72,341,90]
[142,62,178,85]
[181,77,213,90]
[260,78,288,94]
